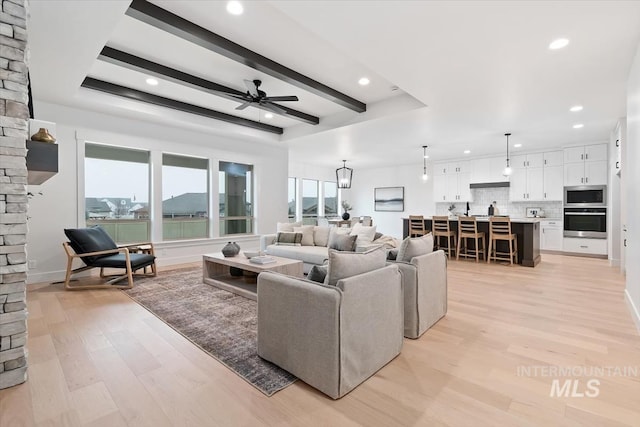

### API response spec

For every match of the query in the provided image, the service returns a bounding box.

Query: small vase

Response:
[222,242,239,257]
[31,128,56,143]
[232,242,240,253]
[342,212,350,220]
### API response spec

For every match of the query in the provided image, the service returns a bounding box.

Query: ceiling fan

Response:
[229,79,299,114]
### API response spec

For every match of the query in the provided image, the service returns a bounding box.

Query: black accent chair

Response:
[62,226,156,290]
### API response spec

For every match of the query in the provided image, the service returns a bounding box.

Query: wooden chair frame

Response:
[62,242,157,290]
[432,216,456,258]
[456,216,486,262]
[409,215,429,237]
[487,217,518,265]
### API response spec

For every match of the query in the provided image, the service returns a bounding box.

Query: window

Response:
[301,179,318,225]
[288,177,297,221]
[324,181,338,216]
[162,154,209,240]
[219,161,253,235]
[85,143,150,243]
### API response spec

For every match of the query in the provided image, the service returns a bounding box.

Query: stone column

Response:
[0,0,28,389]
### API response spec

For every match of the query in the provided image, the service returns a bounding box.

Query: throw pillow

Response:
[276,221,302,232]
[325,247,387,286]
[396,233,434,262]
[349,223,377,245]
[329,234,357,252]
[327,227,351,248]
[313,226,331,247]
[275,232,303,246]
[374,232,384,241]
[293,225,315,246]
[387,249,398,261]
[307,264,328,283]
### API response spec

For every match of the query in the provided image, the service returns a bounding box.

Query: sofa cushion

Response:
[313,226,331,247]
[325,247,387,286]
[275,232,302,246]
[329,234,357,252]
[266,244,329,266]
[277,221,302,232]
[397,233,433,262]
[350,223,377,245]
[293,225,315,246]
[307,264,328,283]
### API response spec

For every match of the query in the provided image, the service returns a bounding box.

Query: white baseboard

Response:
[625,289,640,335]
[27,269,69,285]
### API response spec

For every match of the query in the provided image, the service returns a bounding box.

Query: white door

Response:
[564,146,585,163]
[527,167,545,200]
[584,144,607,162]
[455,161,470,174]
[543,151,564,167]
[511,154,528,169]
[434,162,448,176]
[542,226,563,250]
[457,173,472,202]
[446,173,459,202]
[543,165,563,200]
[564,163,585,186]
[585,161,608,185]
[526,153,544,168]
[433,174,448,202]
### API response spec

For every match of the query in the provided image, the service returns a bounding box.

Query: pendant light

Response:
[502,133,512,177]
[421,145,429,181]
[336,160,353,189]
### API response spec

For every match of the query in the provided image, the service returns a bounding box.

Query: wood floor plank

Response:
[1,254,638,426]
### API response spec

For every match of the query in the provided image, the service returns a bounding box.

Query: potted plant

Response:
[341,200,353,220]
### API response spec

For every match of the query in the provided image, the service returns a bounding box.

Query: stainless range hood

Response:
[470,182,510,189]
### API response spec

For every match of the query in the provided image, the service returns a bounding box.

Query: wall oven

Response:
[563,207,607,239]
[564,185,606,206]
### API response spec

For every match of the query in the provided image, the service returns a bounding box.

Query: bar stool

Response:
[456,216,485,262]
[487,216,518,265]
[409,215,429,237]
[432,216,456,258]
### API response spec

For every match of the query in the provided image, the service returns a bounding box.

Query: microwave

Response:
[564,185,606,207]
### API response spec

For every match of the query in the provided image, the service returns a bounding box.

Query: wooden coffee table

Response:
[202,252,303,301]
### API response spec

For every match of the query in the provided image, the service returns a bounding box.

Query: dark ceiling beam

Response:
[81,77,283,135]
[98,46,320,125]
[126,0,366,113]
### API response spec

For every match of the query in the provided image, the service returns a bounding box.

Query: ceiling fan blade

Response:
[227,93,250,100]
[262,95,298,102]
[243,79,259,97]
[261,102,287,115]
[235,101,252,110]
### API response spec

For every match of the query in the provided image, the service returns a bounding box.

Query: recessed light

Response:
[464,150,471,154]
[145,78,159,86]
[573,124,584,129]
[264,112,273,119]
[226,1,243,15]
[358,77,370,86]
[549,38,569,50]
[514,143,522,148]
[569,105,583,112]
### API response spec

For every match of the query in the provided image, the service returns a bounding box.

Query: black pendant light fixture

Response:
[336,160,353,189]
[502,133,513,177]
[422,145,429,181]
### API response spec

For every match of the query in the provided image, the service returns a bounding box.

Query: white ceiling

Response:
[28,1,640,169]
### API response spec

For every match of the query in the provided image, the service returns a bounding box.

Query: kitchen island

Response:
[402,217,541,267]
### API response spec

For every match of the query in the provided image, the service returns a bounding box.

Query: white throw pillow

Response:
[349,223,377,245]
[277,221,301,232]
[396,233,434,262]
[313,226,331,247]
[293,225,315,246]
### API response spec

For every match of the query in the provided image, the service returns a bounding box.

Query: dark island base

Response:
[403,218,541,267]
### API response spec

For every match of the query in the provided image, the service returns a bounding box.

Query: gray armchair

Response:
[391,250,447,339]
[257,264,403,399]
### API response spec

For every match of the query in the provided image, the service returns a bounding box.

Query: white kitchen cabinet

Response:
[563,237,607,255]
[510,167,543,201]
[543,165,563,201]
[544,151,564,167]
[434,161,472,202]
[512,153,543,169]
[541,220,563,251]
[563,144,608,186]
[470,156,510,183]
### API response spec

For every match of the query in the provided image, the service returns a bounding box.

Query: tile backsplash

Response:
[436,188,562,219]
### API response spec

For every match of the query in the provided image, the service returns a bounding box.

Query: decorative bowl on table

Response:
[243,251,260,259]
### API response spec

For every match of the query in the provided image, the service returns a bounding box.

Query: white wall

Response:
[26,102,288,284]
[625,41,640,332]
[341,162,435,237]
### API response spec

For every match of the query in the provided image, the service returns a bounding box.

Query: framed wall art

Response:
[374,186,404,212]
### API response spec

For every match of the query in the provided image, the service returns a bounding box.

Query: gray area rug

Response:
[123,267,297,396]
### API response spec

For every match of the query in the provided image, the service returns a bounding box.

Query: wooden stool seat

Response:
[487,216,518,265]
[432,216,456,258]
[409,215,429,237]
[456,216,486,262]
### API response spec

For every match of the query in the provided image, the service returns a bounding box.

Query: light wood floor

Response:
[1,254,639,426]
